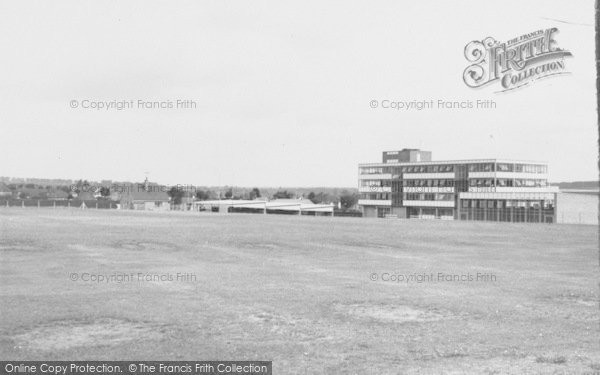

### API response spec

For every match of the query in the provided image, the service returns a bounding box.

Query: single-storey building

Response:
[119,181,170,211]
[194,197,334,216]
[0,183,12,198]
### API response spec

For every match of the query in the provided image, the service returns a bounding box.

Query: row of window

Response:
[496,163,547,173]
[360,167,389,175]
[360,163,548,175]
[460,199,555,209]
[469,179,547,187]
[401,179,456,188]
[404,193,454,201]
[360,193,390,200]
[401,165,455,173]
[360,180,392,187]
[407,207,454,217]
[362,178,548,190]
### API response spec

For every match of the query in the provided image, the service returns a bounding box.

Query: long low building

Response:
[194,198,334,216]
[358,148,558,223]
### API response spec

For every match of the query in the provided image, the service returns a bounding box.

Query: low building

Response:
[195,197,334,216]
[358,148,558,223]
[119,180,170,211]
[0,183,12,198]
[47,190,69,200]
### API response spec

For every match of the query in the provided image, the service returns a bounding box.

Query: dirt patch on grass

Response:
[246,312,332,342]
[113,241,179,252]
[247,312,304,331]
[0,240,42,252]
[536,354,567,364]
[12,318,162,351]
[538,291,597,307]
[342,303,445,323]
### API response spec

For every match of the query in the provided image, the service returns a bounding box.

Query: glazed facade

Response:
[358,149,558,223]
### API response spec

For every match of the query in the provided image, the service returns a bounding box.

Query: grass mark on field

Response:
[340,303,446,324]
[11,318,163,351]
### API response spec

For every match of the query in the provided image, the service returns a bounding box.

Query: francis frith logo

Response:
[463,28,572,92]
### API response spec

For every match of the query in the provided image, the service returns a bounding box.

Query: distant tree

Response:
[224,188,233,199]
[25,183,35,188]
[249,187,261,200]
[99,186,111,198]
[307,192,316,203]
[273,190,294,199]
[195,190,210,200]
[167,187,185,205]
[312,192,325,204]
[339,192,359,210]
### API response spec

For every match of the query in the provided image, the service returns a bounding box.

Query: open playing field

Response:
[0,209,598,374]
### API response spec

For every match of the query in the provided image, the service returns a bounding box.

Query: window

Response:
[360,167,384,175]
[497,163,512,172]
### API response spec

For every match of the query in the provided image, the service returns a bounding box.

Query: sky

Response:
[0,0,596,187]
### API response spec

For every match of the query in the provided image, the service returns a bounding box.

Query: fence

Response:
[1,199,115,209]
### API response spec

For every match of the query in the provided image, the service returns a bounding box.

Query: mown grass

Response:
[0,209,598,374]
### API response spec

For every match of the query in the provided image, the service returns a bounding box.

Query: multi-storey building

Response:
[358,149,558,223]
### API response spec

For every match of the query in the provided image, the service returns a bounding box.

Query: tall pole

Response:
[596,0,600,266]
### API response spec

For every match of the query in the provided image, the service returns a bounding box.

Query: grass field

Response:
[0,209,598,374]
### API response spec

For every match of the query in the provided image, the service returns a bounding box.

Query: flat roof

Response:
[359,158,548,167]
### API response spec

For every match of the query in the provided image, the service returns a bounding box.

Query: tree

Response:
[195,190,210,200]
[99,186,111,198]
[249,187,261,200]
[273,190,294,199]
[167,187,185,205]
[339,192,359,210]
[224,188,233,199]
[307,192,316,203]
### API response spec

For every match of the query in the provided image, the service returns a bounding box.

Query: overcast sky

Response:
[0,0,596,187]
